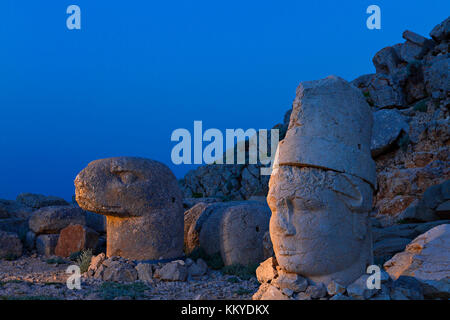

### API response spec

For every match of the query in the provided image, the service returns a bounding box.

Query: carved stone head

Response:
[267,166,373,285]
[75,157,184,261]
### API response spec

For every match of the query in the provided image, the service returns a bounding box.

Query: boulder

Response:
[154,260,188,281]
[347,274,377,300]
[36,234,59,256]
[0,230,23,259]
[25,231,36,250]
[372,46,402,74]
[423,56,449,100]
[102,260,138,282]
[384,224,450,299]
[75,157,184,261]
[184,202,209,253]
[0,217,28,235]
[395,180,450,222]
[259,284,290,300]
[187,258,208,277]
[256,257,278,284]
[430,16,450,42]
[305,284,327,299]
[55,224,99,257]
[188,201,271,266]
[367,73,405,109]
[0,199,34,219]
[29,206,86,235]
[327,280,346,296]
[135,263,153,281]
[371,109,409,157]
[16,193,68,209]
[88,253,106,274]
[390,276,424,300]
[402,30,433,48]
[272,270,308,293]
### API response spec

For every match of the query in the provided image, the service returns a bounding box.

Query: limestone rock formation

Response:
[0,230,23,259]
[28,206,86,235]
[185,201,271,266]
[384,224,450,298]
[75,157,184,261]
[36,234,59,256]
[351,17,449,221]
[16,193,69,209]
[371,109,409,157]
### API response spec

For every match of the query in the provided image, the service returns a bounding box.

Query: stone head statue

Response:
[268,76,376,286]
[75,157,184,261]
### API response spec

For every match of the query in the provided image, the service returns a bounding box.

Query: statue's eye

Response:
[118,172,137,184]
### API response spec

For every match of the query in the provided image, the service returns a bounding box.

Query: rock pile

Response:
[86,253,208,283]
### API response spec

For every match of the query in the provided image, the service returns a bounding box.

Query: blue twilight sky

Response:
[0,1,448,201]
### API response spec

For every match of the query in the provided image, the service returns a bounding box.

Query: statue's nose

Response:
[275,211,296,236]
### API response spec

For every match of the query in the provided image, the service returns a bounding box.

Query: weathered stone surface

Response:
[371,109,409,157]
[135,263,153,281]
[55,224,99,257]
[25,231,36,250]
[36,234,59,256]
[0,217,28,235]
[368,73,405,109]
[16,193,68,209]
[75,157,184,261]
[423,56,449,99]
[430,16,450,42]
[372,46,402,74]
[102,260,138,282]
[390,276,424,300]
[188,201,271,266]
[277,76,376,187]
[402,30,432,47]
[187,258,208,277]
[268,167,373,286]
[347,274,377,300]
[327,280,346,296]
[88,253,106,274]
[29,206,85,235]
[272,270,308,293]
[384,224,450,298]
[256,257,278,284]
[395,180,450,222]
[0,199,34,219]
[184,202,209,253]
[305,283,327,299]
[0,230,23,259]
[154,260,188,281]
[259,284,290,300]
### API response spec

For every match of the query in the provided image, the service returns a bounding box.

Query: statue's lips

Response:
[278,250,299,256]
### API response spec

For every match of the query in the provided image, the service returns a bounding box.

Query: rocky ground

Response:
[0,254,259,300]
